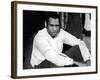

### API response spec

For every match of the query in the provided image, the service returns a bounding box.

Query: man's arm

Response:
[63,30,91,62]
[35,34,74,66]
[73,60,91,67]
[78,40,91,61]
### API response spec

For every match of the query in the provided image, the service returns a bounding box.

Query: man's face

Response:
[47,17,60,38]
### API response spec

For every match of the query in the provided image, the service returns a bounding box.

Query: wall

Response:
[0,0,100,80]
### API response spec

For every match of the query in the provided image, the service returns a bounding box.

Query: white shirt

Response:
[30,28,90,67]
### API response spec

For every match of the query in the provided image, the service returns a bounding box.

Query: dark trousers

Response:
[34,60,57,68]
[34,60,78,68]
[35,45,82,68]
[64,45,84,62]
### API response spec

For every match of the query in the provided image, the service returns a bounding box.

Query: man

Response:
[30,12,90,68]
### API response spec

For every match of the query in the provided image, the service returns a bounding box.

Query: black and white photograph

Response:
[23,11,91,69]
[11,1,97,78]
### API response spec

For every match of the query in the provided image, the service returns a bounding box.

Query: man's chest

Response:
[47,37,63,52]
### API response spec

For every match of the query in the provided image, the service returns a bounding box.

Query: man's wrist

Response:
[85,59,91,66]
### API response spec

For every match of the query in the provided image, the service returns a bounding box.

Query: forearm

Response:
[45,50,73,66]
[78,40,90,61]
[73,59,91,67]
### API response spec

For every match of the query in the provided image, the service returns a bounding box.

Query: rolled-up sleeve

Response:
[35,34,73,66]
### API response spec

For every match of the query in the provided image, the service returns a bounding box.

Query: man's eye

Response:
[56,25,59,27]
[50,24,54,27]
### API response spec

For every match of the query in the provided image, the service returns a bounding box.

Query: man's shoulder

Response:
[59,29,74,38]
[35,28,47,38]
[60,29,65,32]
[38,28,46,35]
[60,29,72,35]
[60,29,68,34]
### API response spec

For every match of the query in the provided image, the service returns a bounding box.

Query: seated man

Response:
[30,12,91,68]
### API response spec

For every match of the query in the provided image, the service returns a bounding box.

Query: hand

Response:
[73,60,90,67]
[85,60,91,66]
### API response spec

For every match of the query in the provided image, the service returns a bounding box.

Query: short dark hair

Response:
[46,12,61,27]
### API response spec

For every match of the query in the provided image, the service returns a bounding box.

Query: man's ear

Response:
[45,21,47,28]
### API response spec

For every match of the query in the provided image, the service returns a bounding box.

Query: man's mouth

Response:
[52,32,56,34]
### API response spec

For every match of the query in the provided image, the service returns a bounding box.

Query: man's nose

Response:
[53,26,57,31]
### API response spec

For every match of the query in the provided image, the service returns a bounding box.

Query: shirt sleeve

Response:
[62,30,90,61]
[78,40,91,61]
[62,30,80,46]
[35,34,73,66]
